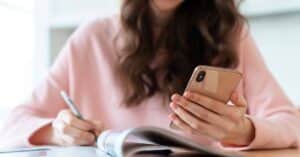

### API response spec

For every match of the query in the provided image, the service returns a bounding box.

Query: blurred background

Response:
[0,0,299,124]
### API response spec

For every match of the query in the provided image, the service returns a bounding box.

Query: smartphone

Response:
[170,65,242,129]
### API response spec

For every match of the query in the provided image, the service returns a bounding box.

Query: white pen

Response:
[60,90,98,140]
[60,91,83,119]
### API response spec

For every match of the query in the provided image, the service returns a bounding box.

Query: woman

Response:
[1,0,300,149]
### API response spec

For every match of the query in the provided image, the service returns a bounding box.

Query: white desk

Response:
[0,147,299,157]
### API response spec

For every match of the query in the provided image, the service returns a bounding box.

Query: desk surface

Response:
[237,149,300,157]
[172,149,300,157]
[0,147,299,157]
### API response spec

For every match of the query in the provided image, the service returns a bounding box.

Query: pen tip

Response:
[60,91,67,96]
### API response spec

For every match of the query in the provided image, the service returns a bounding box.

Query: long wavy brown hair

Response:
[118,0,245,106]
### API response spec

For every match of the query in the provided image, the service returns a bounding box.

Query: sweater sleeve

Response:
[0,21,95,148]
[222,29,300,150]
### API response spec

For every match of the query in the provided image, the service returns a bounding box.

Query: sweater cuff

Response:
[25,117,54,147]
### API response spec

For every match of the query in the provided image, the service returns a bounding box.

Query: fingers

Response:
[88,120,104,136]
[171,94,228,127]
[169,114,195,134]
[230,92,247,108]
[183,92,232,117]
[52,119,95,146]
[58,110,94,131]
[170,103,215,134]
[169,92,253,146]
[52,109,103,146]
[169,113,225,140]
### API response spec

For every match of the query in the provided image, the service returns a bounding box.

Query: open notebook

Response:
[96,127,237,157]
[0,127,238,157]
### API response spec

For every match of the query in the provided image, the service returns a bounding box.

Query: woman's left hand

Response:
[169,91,255,147]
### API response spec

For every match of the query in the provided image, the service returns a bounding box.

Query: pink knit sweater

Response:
[1,16,299,150]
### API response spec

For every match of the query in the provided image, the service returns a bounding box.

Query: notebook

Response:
[0,127,238,157]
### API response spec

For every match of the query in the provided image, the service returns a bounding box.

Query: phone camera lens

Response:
[196,71,206,82]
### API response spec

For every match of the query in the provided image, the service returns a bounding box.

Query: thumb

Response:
[230,92,247,108]
[89,120,104,136]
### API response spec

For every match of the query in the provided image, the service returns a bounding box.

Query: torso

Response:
[68,15,245,147]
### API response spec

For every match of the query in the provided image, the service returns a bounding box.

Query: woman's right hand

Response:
[30,109,103,146]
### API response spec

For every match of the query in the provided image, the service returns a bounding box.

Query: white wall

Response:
[38,0,300,106]
[0,1,35,124]
[248,13,300,105]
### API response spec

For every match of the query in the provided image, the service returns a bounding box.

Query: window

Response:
[0,0,35,123]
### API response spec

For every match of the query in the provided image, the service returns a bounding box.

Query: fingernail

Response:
[171,94,179,101]
[169,114,177,121]
[170,102,178,110]
[172,117,177,121]
[168,114,174,120]
[171,94,176,100]
[184,92,190,97]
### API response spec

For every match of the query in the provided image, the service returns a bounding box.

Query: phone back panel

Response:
[185,66,242,103]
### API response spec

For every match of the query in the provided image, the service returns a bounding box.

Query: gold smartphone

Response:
[170,65,242,129]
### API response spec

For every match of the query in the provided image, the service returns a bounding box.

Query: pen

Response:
[60,90,98,141]
[60,91,83,119]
